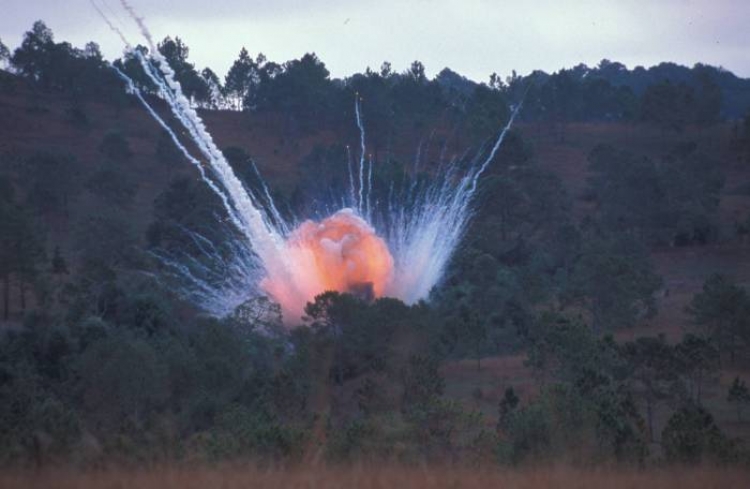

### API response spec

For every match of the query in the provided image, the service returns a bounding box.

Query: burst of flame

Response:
[260,209,394,322]
[105,1,526,326]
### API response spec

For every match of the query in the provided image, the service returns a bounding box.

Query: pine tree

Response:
[0,184,45,319]
[497,387,520,431]
[0,38,10,67]
[728,377,750,422]
[51,246,68,275]
[224,47,257,110]
[688,274,749,365]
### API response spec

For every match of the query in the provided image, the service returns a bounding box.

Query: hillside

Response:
[2,47,750,470]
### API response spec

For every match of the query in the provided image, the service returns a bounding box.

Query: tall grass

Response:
[1,465,748,489]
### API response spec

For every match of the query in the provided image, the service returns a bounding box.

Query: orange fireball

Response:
[260,209,394,322]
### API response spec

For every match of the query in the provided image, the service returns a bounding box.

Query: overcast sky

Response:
[1,0,749,82]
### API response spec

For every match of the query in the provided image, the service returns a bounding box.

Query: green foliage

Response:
[639,72,721,130]
[123,292,173,336]
[5,20,746,123]
[211,404,307,459]
[0,363,80,463]
[404,397,485,459]
[228,296,284,336]
[737,111,750,163]
[0,38,9,65]
[11,20,54,81]
[2,26,749,469]
[523,313,650,462]
[154,130,184,176]
[526,313,601,383]
[85,161,138,208]
[18,151,80,218]
[305,292,415,383]
[0,183,46,320]
[465,84,510,141]
[692,66,723,125]
[640,80,697,131]
[587,143,723,245]
[457,305,487,370]
[9,299,292,464]
[76,332,168,433]
[146,176,225,250]
[295,144,351,215]
[475,164,569,251]
[73,316,110,350]
[221,146,289,223]
[254,53,339,133]
[347,70,396,151]
[674,334,719,404]
[498,385,600,465]
[74,209,139,273]
[98,131,133,162]
[51,246,69,275]
[662,405,737,464]
[497,387,519,430]
[157,36,211,105]
[225,48,265,110]
[200,68,221,102]
[112,45,157,95]
[436,162,574,359]
[401,354,445,410]
[508,59,748,124]
[11,21,121,99]
[390,62,446,127]
[687,274,750,363]
[325,418,378,461]
[566,232,661,332]
[621,336,682,441]
[728,377,750,422]
[64,101,90,128]
[519,66,637,124]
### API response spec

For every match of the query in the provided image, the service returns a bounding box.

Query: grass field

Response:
[2,465,749,489]
[3,73,750,471]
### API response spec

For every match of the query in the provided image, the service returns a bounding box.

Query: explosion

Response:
[261,209,394,320]
[103,0,523,326]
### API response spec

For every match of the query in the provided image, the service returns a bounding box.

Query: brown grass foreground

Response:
[1,465,749,489]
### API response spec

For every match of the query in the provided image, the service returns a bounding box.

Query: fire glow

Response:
[103,0,523,325]
[261,210,394,320]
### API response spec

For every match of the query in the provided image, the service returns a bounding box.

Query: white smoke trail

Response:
[112,64,234,214]
[384,101,526,302]
[118,54,247,233]
[366,154,373,221]
[467,101,526,195]
[355,95,366,215]
[250,160,289,236]
[119,0,299,280]
[111,65,260,314]
[346,145,356,206]
[91,0,132,49]
[114,0,332,320]
[104,1,524,322]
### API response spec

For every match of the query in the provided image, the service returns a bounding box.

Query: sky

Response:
[1,0,749,83]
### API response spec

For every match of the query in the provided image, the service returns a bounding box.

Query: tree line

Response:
[1,20,750,468]
[2,21,748,139]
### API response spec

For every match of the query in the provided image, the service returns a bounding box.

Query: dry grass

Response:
[1,465,748,489]
[441,354,538,423]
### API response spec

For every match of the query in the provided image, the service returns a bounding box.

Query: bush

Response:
[498,385,600,465]
[662,405,738,464]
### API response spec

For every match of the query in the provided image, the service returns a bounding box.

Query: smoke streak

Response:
[355,95,366,216]
[103,1,524,324]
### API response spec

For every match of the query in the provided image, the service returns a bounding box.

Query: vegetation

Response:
[1,20,750,474]
[2,466,750,489]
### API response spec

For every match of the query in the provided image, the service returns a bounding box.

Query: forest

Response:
[1,20,750,477]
